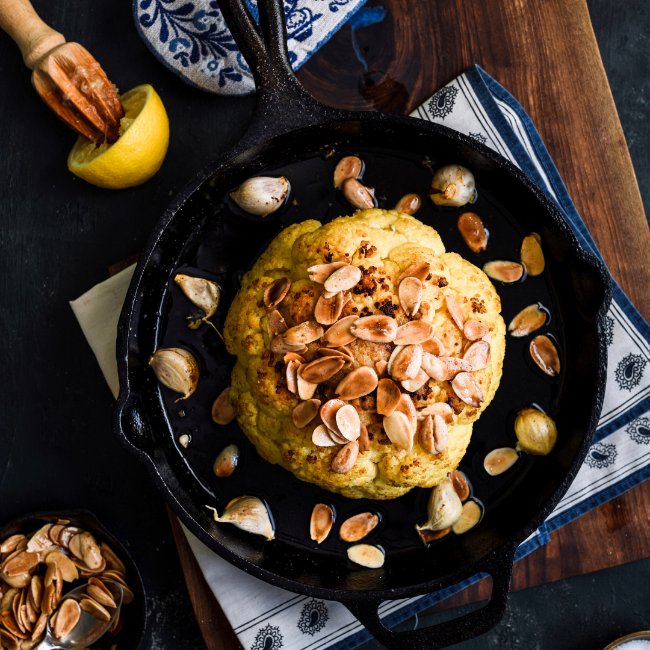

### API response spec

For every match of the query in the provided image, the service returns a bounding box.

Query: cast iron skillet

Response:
[114,1,612,647]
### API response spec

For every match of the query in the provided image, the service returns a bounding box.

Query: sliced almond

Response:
[390,344,423,381]
[395,393,417,434]
[483,260,524,283]
[375,359,388,376]
[25,526,52,554]
[308,261,348,284]
[1,628,21,650]
[433,414,448,452]
[2,612,27,639]
[336,404,361,441]
[445,294,465,331]
[297,364,318,400]
[347,544,384,568]
[78,532,103,571]
[464,320,489,341]
[520,234,545,276]
[301,356,346,383]
[417,402,454,423]
[383,411,412,451]
[318,348,353,369]
[324,265,362,294]
[53,599,80,639]
[312,424,338,447]
[509,304,547,337]
[79,597,111,622]
[321,314,358,347]
[457,212,487,253]
[31,611,47,641]
[387,345,403,377]
[286,359,301,394]
[320,399,347,434]
[359,422,371,453]
[418,416,435,454]
[422,335,448,356]
[87,578,117,608]
[212,387,235,425]
[68,534,83,560]
[484,447,518,476]
[267,309,288,338]
[394,321,433,346]
[293,399,321,428]
[421,352,452,381]
[350,315,398,343]
[284,321,324,346]
[401,369,429,393]
[263,277,291,309]
[340,513,379,542]
[452,501,482,534]
[398,277,422,316]
[451,372,483,407]
[335,367,378,400]
[2,552,38,578]
[1,536,25,555]
[376,378,401,416]
[310,504,334,544]
[331,440,359,473]
[328,428,351,445]
[398,262,431,284]
[29,577,43,612]
[342,178,374,210]
[45,552,78,583]
[47,526,65,547]
[449,470,470,501]
[530,335,561,376]
[314,291,344,326]
[334,156,362,189]
[270,335,307,355]
[394,193,421,215]
[284,352,306,364]
[440,356,474,377]
[463,341,491,371]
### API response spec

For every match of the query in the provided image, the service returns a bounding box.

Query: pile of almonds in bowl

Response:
[0,519,134,650]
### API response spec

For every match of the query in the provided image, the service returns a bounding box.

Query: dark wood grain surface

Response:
[169,0,650,645]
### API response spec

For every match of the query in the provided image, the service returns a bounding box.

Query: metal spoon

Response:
[36,580,123,650]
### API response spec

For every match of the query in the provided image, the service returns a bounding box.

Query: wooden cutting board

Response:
[153,0,650,647]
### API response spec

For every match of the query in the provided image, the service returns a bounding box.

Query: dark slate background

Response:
[0,1,647,649]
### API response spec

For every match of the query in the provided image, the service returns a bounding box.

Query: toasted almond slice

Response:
[336,345,354,362]
[377,378,401,416]
[452,501,482,534]
[321,314,358,347]
[387,345,403,377]
[342,178,374,210]
[359,422,371,453]
[464,320,489,341]
[301,356,346,383]
[324,265,362,293]
[483,260,524,283]
[318,348,353,370]
[347,544,384,568]
[320,399,347,434]
[421,352,452,381]
[40,583,55,615]
[45,552,78,583]
[398,261,431,284]
[314,291,344,326]
[331,440,359,473]
[445,294,465,331]
[267,309,288,338]
[433,415,448,452]
[2,612,27,639]
[78,532,103,571]
[521,234,545,276]
[212,387,235,425]
[270,335,307,354]
[57,527,82,549]
[334,156,362,189]
[296,364,318,400]
[350,315,398,343]
[284,321,324,346]
[26,526,52,554]
[530,335,561,376]
[310,504,334,544]
[463,341,491,371]
[394,321,433,346]
[213,444,240,478]
[335,367,378,400]
[421,336,448,356]
[395,393,418,434]
[401,369,429,393]
[508,304,547,337]
[263,277,291,309]
[457,212,487,253]
[312,424,338,447]
[418,416,435,453]
[390,344,423,381]
[80,597,111,622]
[394,193,421,215]
[87,578,117,609]
[440,356,474,377]
[375,359,388,376]
[484,447,518,476]
[69,555,106,575]
[398,277,422,316]
[47,525,65,547]
[340,513,379,542]
[2,552,38,578]
[293,399,321,428]
[417,402,454,423]
[31,611,47,641]
[308,261,348,283]
[284,352,306,364]
[336,404,361,441]
[1,535,25,555]
[328,428,350,445]
[29,576,43,612]
[383,411,413,451]
[1,627,22,649]
[448,470,470,501]
[53,599,80,639]
[286,359,301,394]
[68,534,83,560]
[451,372,484,407]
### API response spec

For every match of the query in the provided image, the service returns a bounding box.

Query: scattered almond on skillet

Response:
[339,513,379,542]
[429,164,476,207]
[213,444,240,477]
[310,504,334,544]
[212,387,235,424]
[508,304,547,337]
[230,176,289,217]
[530,335,561,376]
[457,212,488,252]
[0,521,133,649]
[347,544,385,568]
[514,408,557,455]
[520,233,545,275]
[333,156,362,189]
[452,501,482,535]
[483,260,524,283]
[342,178,375,210]
[394,193,421,215]
[149,348,199,401]
[484,447,519,476]
[207,497,274,540]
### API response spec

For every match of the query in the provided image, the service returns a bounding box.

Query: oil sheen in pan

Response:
[156,146,563,558]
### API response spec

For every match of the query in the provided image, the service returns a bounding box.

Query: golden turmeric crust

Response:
[224,210,505,499]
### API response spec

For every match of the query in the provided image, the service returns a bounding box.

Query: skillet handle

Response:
[344,544,516,650]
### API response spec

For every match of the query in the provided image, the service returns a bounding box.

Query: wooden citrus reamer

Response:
[0,0,124,144]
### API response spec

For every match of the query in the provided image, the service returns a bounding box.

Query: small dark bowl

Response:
[0,509,146,650]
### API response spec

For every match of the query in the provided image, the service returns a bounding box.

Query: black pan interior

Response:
[122,119,607,594]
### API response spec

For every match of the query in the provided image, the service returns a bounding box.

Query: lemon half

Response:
[68,84,169,189]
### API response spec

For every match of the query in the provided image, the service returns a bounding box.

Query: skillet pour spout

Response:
[113,0,612,648]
